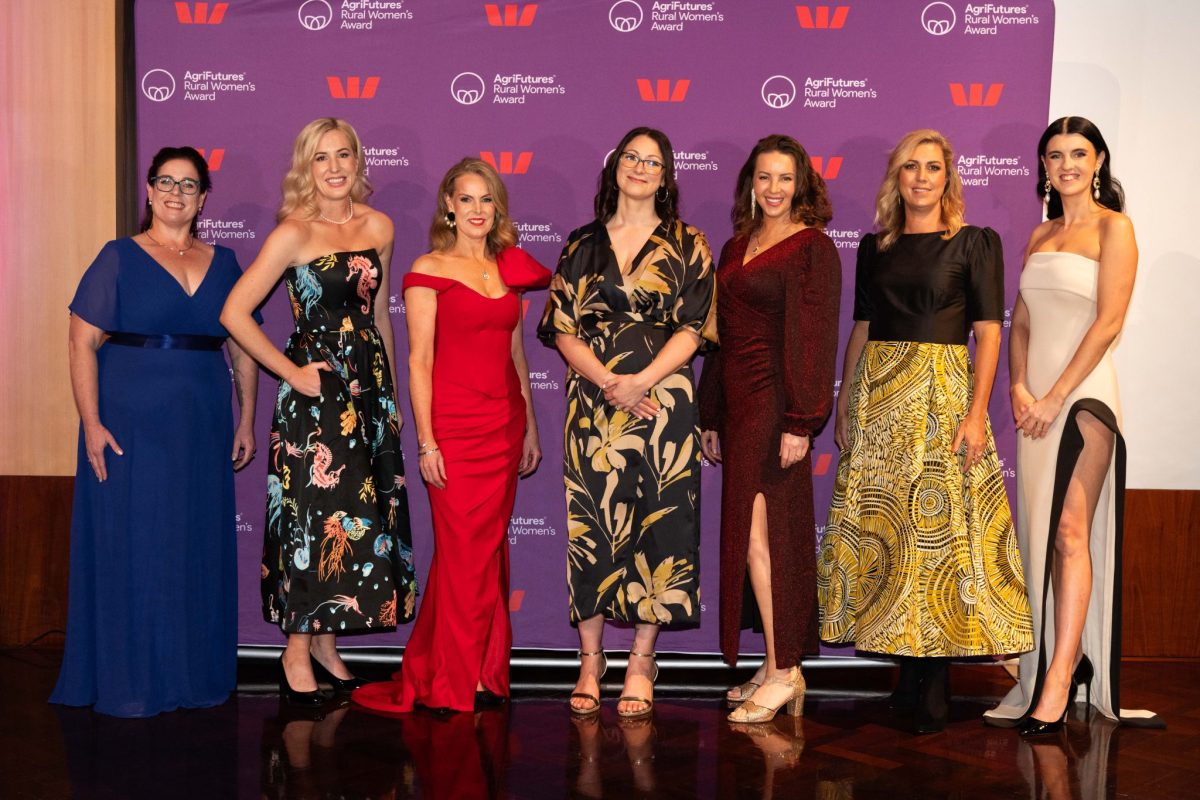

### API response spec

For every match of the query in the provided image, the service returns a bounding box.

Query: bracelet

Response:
[418,445,439,456]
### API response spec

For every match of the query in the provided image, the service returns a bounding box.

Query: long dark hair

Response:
[594,126,679,225]
[731,134,832,239]
[1037,116,1124,219]
[140,146,213,235]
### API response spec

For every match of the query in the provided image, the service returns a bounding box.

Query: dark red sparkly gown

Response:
[353,247,550,713]
[698,228,841,668]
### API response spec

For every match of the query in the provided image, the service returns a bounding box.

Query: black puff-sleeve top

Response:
[852,225,1004,345]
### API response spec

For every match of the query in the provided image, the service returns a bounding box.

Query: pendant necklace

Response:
[145,230,193,256]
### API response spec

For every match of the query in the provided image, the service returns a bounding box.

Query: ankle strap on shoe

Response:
[629,650,657,659]
[578,649,605,658]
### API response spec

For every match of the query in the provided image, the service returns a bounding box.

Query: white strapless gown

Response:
[986,251,1158,726]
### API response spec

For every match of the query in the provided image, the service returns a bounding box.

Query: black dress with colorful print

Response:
[538,219,718,626]
[262,249,417,634]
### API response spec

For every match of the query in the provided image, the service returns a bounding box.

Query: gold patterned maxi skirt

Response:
[817,341,1033,657]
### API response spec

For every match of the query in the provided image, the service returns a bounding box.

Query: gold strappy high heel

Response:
[618,650,659,719]
[568,649,608,717]
[725,680,762,709]
[727,668,805,723]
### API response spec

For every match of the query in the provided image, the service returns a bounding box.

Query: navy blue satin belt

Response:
[106,332,226,351]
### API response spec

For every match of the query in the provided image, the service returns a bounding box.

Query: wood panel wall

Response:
[0,0,118,476]
[3,481,1197,656]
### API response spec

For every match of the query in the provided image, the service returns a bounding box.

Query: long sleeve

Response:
[781,233,842,436]
[697,347,725,433]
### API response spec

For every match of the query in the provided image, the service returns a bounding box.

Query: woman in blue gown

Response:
[50,146,259,717]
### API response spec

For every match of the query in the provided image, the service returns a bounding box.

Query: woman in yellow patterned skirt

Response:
[816,130,1033,733]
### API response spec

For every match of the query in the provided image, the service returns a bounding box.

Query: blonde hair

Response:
[277,118,373,222]
[429,158,518,255]
[873,129,965,251]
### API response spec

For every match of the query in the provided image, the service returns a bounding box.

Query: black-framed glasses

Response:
[617,151,664,174]
[150,175,201,195]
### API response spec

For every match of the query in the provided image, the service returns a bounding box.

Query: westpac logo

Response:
[761,75,796,109]
[609,0,643,31]
[485,3,538,26]
[176,2,228,24]
[141,69,176,102]
[196,148,225,170]
[298,0,333,30]
[949,82,1003,106]
[480,151,533,174]
[326,76,380,99]
[813,453,834,476]
[795,5,849,29]
[637,78,689,102]
[451,72,487,104]
[922,2,956,35]
[810,156,843,179]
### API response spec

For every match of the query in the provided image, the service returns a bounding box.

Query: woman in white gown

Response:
[985,117,1160,733]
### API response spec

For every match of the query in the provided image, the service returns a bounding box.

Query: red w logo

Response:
[813,453,834,476]
[949,83,1004,107]
[195,148,225,171]
[795,5,850,29]
[485,3,538,26]
[509,589,525,611]
[636,79,690,102]
[480,151,533,175]
[326,76,380,100]
[810,156,843,180]
[175,2,228,24]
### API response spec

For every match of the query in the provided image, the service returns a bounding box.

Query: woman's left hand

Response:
[780,432,810,469]
[951,413,988,473]
[232,425,255,470]
[602,373,657,416]
[1015,393,1064,440]
[519,425,542,477]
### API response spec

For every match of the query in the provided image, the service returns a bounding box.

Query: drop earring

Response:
[445,211,456,228]
[750,190,756,219]
[1044,177,1051,202]
[1092,171,1101,200]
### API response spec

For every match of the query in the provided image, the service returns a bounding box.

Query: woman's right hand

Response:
[286,361,332,397]
[833,406,850,450]
[418,446,447,489]
[83,421,123,482]
[1010,383,1036,431]
[700,430,722,463]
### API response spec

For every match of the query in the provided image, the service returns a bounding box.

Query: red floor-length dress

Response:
[697,229,841,668]
[353,247,549,713]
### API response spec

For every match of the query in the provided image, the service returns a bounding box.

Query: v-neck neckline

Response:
[130,237,216,299]
[601,219,665,275]
[740,226,813,266]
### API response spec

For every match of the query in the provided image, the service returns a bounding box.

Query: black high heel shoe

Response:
[912,658,951,735]
[310,656,367,693]
[1018,707,1067,737]
[1072,655,1094,708]
[279,655,328,707]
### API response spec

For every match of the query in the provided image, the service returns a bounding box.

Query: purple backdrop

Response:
[136,0,1054,653]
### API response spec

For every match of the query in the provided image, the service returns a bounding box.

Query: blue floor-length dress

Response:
[50,238,249,718]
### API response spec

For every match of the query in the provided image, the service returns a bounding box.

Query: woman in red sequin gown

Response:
[699,136,841,721]
[353,159,550,713]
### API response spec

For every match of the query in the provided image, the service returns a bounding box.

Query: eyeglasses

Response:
[617,151,664,174]
[150,175,201,195]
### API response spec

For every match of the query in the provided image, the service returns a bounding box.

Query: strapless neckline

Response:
[1028,250,1098,265]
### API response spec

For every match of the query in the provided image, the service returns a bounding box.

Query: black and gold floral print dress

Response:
[262,250,418,635]
[539,219,717,626]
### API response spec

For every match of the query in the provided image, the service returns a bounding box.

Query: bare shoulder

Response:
[260,218,311,263]
[1023,219,1057,258]
[1098,209,1135,240]
[410,252,447,276]
[357,204,394,240]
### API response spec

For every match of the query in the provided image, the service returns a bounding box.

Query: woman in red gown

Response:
[698,135,841,722]
[353,158,550,713]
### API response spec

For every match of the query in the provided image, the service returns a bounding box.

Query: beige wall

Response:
[0,0,117,475]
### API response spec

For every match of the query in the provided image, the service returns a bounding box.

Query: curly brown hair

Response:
[731,134,832,239]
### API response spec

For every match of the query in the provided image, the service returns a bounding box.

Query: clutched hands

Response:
[1014,386,1063,441]
[601,372,661,420]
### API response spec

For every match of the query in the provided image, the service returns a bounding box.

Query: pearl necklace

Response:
[145,230,193,256]
[320,199,354,225]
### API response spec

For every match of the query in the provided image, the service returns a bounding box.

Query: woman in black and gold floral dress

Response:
[222,118,417,705]
[539,127,717,719]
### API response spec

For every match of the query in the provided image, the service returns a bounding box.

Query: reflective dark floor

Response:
[1,651,1195,799]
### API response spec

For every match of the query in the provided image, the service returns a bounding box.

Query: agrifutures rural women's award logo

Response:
[141,68,256,102]
[921,2,1042,36]
[451,72,567,105]
[298,0,414,31]
[609,1,725,32]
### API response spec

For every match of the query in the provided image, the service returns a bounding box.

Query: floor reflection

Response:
[1019,712,1120,800]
